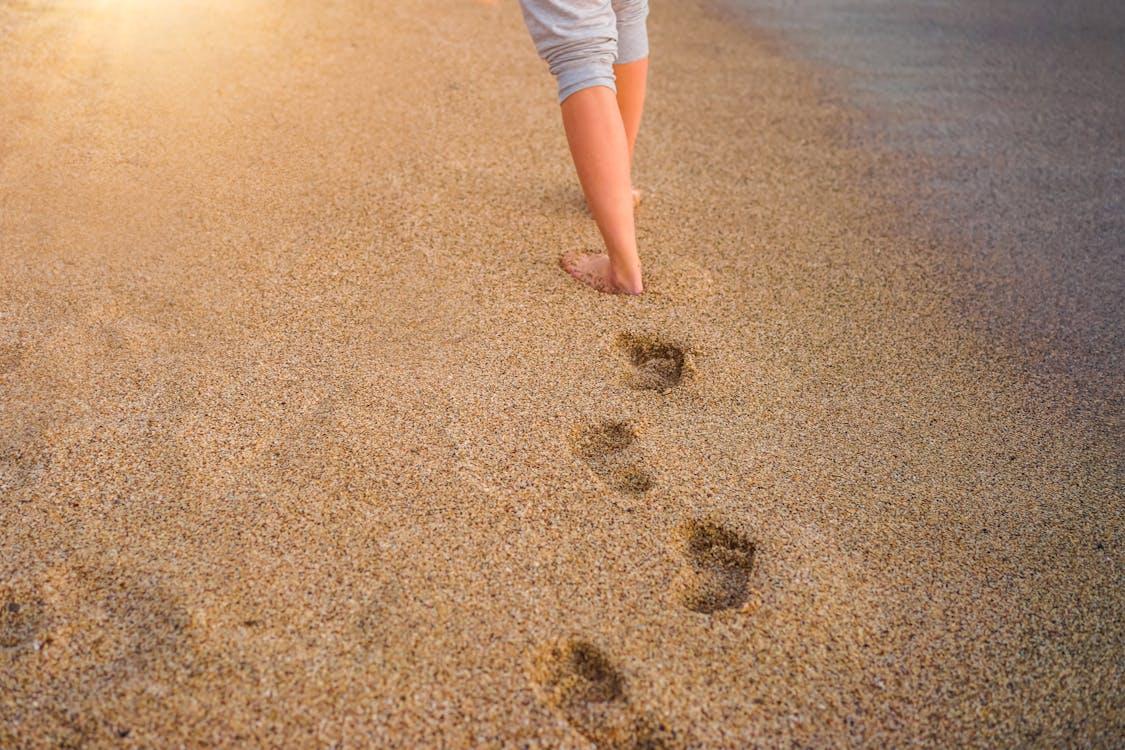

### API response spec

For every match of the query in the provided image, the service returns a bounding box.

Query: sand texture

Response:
[1,0,1121,747]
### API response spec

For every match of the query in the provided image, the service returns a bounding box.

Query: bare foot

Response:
[560,252,643,295]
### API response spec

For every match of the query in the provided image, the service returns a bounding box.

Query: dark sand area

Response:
[738,0,1125,415]
[1,0,1121,747]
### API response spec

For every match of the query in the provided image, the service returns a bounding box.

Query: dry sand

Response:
[0,0,1121,747]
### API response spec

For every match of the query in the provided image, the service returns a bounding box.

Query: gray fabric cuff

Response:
[615,16,649,64]
[555,58,617,102]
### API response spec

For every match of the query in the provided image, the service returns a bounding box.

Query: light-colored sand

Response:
[0,0,1120,747]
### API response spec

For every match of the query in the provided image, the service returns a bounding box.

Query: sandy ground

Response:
[739,0,1125,414]
[0,0,1121,747]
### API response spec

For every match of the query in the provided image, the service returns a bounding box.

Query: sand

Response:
[0,0,1121,747]
[741,0,1125,412]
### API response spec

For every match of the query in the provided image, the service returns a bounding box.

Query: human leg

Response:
[611,0,649,165]
[518,0,644,294]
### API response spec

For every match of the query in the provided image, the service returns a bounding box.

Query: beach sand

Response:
[0,0,1120,747]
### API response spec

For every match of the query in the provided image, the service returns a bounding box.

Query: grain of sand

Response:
[1,0,1121,747]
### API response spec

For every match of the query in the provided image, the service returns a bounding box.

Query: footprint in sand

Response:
[0,582,46,648]
[0,341,26,375]
[616,333,692,392]
[571,420,654,495]
[529,637,678,749]
[672,520,756,614]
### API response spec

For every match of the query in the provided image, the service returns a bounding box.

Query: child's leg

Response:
[518,0,643,294]
[612,0,649,167]
[614,59,648,169]
[560,86,642,293]
[614,57,648,209]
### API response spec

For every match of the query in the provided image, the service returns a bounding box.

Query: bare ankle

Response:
[611,264,644,295]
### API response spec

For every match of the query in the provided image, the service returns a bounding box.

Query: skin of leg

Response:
[560,85,643,294]
[613,57,649,168]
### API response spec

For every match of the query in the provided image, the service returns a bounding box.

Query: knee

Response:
[518,1,621,102]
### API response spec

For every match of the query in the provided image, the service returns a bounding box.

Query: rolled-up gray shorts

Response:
[518,0,650,102]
